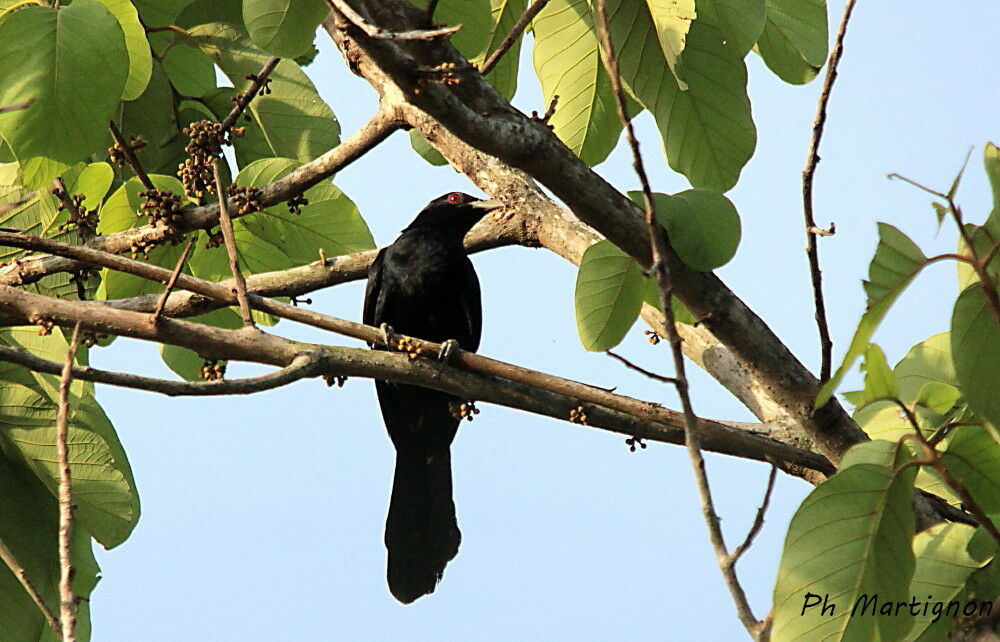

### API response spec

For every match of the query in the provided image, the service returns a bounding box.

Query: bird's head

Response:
[404,192,504,240]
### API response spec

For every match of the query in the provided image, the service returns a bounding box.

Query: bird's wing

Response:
[459,260,482,352]
[363,248,388,328]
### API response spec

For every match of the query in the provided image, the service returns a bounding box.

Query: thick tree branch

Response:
[0,284,832,479]
[322,0,867,466]
[0,105,403,287]
[57,324,80,642]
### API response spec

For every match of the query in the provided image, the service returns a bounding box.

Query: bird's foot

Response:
[449,400,480,421]
[379,323,396,349]
[438,339,461,363]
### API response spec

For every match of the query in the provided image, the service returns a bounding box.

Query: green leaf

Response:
[191,23,340,166]
[694,0,765,57]
[858,342,897,407]
[940,425,1000,515]
[96,175,190,300]
[643,276,697,324]
[0,326,140,548]
[0,2,128,162]
[772,451,917,641]
[894,333,956,404]
[645,0,696,89]
[243,0,328,58]
[0,451,99,642]
[951,284,1000,429]
[817,224,928,407]
[604,0,756,190]
[468,0,526,100]
[90,0,152,100]
[651,189,742,270]
[187,157,374,283]
[905,523,987,641]
[409,129,448,166]
[162,43,216,97]
[754,0,828,85]
[115,60,185,175]
[532,0,626,166]
[132,0,197,25]
[574,240,644,351]
[985,142,1000,210]
[65,162,114,212]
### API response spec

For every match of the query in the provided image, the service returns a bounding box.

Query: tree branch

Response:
[0,284,832,478]
[211,162,254,326]
[595,1,759,634]
[802,0,858,382]
[0,538,62,638]
[0,105,403,287]
[57,323,80,642]
[323,0,460,40]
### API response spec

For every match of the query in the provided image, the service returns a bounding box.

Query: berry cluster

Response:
[449,400,480,422]
[568,404,589,425]
[52,187,98,237]
[643,330,661,345]
[139,189,184,227]
[35,318,54,336]
[179,120,224,198]
[229,185,262,216]
[394,336,423,360]
[107,135,146,167]
[625,436,648,452]
[200,360,226,381]
[324,374,348,387]
[287,193,308,215]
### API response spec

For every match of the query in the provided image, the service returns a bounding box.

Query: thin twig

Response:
[218,57,279,135]
[479,0,550,76]
[0,538,62,638]
[143,25,191,37]
[801,0,858,382]
[325,0,460,40]
[150,236,195,325]
[0,347,320,396]
[108,121,154,191]
[0,98,35,114]
[594,0,761,636]
[725,463,778,568]
[211,161,254,327]
[606,350,677,384]
[57,323,81,642]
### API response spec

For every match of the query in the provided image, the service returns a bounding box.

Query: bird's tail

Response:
[385,447,461,603]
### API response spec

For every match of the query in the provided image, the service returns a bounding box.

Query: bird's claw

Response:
[379,323,396,349]
[438,339,461,363]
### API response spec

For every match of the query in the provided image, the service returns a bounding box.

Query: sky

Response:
[85,3,1000,640]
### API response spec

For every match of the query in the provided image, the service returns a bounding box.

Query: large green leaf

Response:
[0,451,99,642]
[645,0,696,88]
[532,0,626,166]
[65,163,114,212]
[574,240,644,351]
[243,0,328,58]
[90,0,152,100]
[894,333,957,404]
[857,343,897,407]
[817,224,928,407]
[162,43,216,97]
[115,60,185,176]
[469,0,526,100]
[190,22,340,167]
[772,444,917,641]
[408,130,448,166]
[650,189,741,270]
[604,0,755,191]
[940,425,1000,515]
[755,0,828,85]
[0,326,139,548]
[951,285,1000,429]
[132,0,197,25]
[695,0,765,57]
[187,157,374,283]
[0,2,128,162]
[905,523,988,641]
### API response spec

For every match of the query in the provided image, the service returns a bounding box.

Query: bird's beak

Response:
[470,199,504,211]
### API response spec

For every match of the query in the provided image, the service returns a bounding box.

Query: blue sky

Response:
[88,3,1000,639]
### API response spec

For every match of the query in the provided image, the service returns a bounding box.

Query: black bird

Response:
[363,192,502,603]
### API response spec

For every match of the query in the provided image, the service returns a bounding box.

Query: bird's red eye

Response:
[447,193,462,204]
